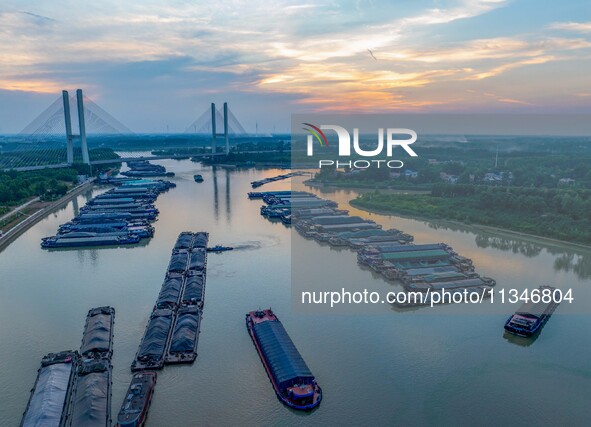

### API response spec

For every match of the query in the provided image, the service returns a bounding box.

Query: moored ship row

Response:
[42,167,175,249]
[250,190,495,307]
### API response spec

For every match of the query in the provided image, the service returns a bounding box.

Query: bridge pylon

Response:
[62,89,90,165]
[211,102,230,155]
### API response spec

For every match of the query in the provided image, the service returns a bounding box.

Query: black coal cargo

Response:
[191,232,209,249]
[80,307,115,357]
[137,309,174,361]
[168,252,188,273]
[188,249,206,271]
[174,232,193,250]
[182,273,204,304]
[156,274,184,308]
[169,306,201,353]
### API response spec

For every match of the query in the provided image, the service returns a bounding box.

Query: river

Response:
[0,160,589,426]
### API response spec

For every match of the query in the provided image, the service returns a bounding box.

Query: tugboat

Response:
[504,285,560,337]
[206,245,233,252]
[246,309,322,410]
[116,372,157,427]
[193,174,204,182]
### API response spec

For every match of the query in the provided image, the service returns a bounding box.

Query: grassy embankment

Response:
[353,184,591,245]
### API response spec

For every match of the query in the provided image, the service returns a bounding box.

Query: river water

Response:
[0,160,590,426]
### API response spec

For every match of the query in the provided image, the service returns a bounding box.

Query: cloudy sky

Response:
[1,0,590,133]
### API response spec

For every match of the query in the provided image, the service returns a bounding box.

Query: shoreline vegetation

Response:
[349,199,591,251]
[351,184,591,246]
[0,178,95,251]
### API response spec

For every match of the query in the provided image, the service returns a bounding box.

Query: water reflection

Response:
[392,211,591,280]
[71,195,80,216]
[475,235,542,257]
[502,330,540,347]
[225,168,231,223]
[212,167,219,221]
[552,252,591,280]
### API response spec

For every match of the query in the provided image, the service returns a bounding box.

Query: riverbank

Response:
[305,180,431,194]
[349,198,591,251]
[0,178,95,252]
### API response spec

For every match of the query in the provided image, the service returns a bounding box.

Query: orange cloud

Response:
[0,79,63,94]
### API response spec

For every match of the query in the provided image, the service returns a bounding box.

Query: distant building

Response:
[558,178,576,185]
[405,169,418,179]
[440,172,458,183]
[483,171,512,184]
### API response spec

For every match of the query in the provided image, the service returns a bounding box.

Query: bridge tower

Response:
[62,89,90,165]
[210,102,230,155]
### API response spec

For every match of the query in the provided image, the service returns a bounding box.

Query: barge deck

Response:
[246,309,322,411]
[20,351,80,427]
[504,286,560,337]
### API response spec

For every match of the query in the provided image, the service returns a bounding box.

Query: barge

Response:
[41,235,140,249]
[181,272,205,306]
[20,351,79,427]
[156,273,185,309]
[165,305,202,364]
[246,309,322,410]
[79,306,115,359]
[504,286,559,337]
[115,372,157,427]
[68,306,115,427]
[132,309,175,371]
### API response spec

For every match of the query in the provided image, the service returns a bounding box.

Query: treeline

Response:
[354,184,591,244]
[308,143,591,189]
[430,184,591,220]
[0,168,81,204]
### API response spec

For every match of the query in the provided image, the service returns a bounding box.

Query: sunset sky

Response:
[1,0,590,133]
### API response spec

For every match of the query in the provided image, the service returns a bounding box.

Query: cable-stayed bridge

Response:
[1,91,248,171]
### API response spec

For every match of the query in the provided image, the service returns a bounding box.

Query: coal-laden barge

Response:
[131,231,209,370]
[504,285,560,337]
[67,306,115,427]
[246,309,322,411]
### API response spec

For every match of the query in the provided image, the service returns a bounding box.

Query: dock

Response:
[250,172,306,188]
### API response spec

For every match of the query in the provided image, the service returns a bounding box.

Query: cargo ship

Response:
[504,286,560,337]
[246,309,322,410]
[20,351,80,427]
[115,372,157,427]
[41,234,141,249]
